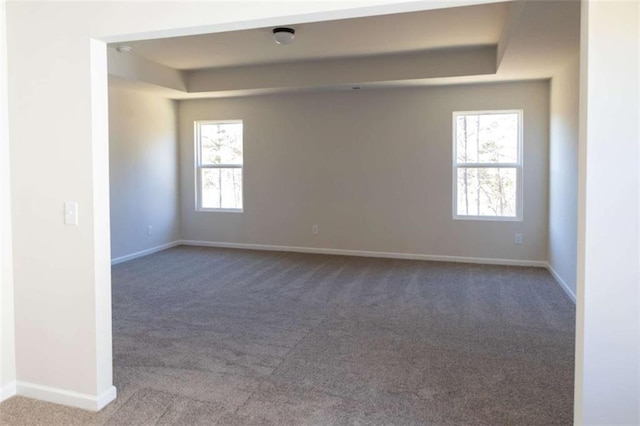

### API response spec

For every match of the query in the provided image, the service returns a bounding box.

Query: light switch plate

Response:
[64,201,78,226]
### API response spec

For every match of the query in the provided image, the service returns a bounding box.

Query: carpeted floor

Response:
[1,246,575,425]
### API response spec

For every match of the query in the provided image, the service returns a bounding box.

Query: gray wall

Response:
[178,81,549,262]
[109,84,180,260]
[549,55,579,297]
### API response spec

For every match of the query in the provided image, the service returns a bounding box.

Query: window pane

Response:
[201,168,243,209]
[457,167,517,217]
[456,113,519,164]
[200,122,243,165]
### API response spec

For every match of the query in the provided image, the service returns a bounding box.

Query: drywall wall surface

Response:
[575,1,640,424]
[179,81,549,262]
[187,46,497,93]
[0,0,16,400]
[109,84,180,259]
[549,54,579,298]
[7,0,472,404]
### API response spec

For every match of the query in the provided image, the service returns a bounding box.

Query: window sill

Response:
[453,215,522,222]
[197,208,244,213]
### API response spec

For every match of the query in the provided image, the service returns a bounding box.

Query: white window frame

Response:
[195,120,244,213]
[452,109,523,222]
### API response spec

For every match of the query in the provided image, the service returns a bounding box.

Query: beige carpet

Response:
[0,246,575,425]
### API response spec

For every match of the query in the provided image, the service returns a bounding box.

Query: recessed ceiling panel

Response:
[124,2,509,70]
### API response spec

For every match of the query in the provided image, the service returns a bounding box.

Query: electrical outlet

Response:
[147,225,153,236]
[515,234,523,245]
[312,225,319,235]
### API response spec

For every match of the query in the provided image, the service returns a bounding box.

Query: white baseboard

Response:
[545,263,577,303]
[95,386,118,411]
[16,382,117,411]
[0,380,17,402]
[111,240,181,265]
[179,240,548,267]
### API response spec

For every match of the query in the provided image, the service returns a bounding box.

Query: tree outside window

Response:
[453,111,522,220]
[196,121,243,211]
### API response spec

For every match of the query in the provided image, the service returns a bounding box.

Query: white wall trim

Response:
[179,240,548,267]
[15,382,116,412]
[111,241,181,265]
[95,386,118,411]
[0,381,17,402]
[546,262,577,303]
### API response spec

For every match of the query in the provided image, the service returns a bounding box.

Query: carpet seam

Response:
[231,312,331,416]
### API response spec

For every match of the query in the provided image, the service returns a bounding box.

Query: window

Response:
[453,110,522,220]
[195,120,243,211]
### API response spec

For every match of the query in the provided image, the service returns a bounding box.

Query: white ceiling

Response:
[125,2,509,71]
[108,0,580,99]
